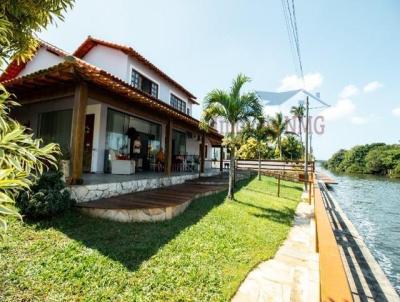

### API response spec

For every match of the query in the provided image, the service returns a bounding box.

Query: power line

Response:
[281,0,304,83]
[280,0,298,75]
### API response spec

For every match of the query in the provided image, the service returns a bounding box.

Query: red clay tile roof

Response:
[0,40,70,82]
[73,36,198,104]
[1,57,222,143]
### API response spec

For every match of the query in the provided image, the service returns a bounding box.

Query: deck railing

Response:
[236,159,315,173]
[313,178,353,302]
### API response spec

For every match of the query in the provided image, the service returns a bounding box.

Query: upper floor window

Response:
[131,68,158,98]
[170,94,186,113]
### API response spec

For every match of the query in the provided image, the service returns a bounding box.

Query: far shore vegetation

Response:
[323,143,400,178]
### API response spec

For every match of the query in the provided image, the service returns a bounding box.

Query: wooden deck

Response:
[76,172,251,222]
[77,182,226,210]
[76,173,244,209]
[316,172,338,185]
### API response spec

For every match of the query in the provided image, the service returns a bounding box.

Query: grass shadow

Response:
[243,187,300,202]
[27,177,254,272]
[233,199,296,225]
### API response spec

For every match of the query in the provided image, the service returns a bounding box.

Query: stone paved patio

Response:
[232,202,319,302]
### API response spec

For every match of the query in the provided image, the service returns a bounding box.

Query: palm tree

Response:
[240,116,272,180]
[290,104,305,156]
[268,112,288,159]
[201,74,262,200]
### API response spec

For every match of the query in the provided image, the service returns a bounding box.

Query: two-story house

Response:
[1,37,223,185]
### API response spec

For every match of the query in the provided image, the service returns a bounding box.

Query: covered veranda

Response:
[3,58,224,186]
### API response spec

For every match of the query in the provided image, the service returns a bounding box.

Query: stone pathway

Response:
[232,202,319,302]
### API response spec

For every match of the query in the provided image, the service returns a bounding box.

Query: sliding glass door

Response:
[38,109,73,153]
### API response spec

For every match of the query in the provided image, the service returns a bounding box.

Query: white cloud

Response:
[321,99,356,121]
[278,72,323,92]
[340,85,359,98]
[363,81,383,93]
[351,116,368,125]
[392,107,400,117]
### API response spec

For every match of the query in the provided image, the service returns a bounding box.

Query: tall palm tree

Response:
[290,104,305,156]
[201,74,262,200]
[268,112,288,159]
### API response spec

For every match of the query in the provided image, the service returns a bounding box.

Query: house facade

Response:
[1,37,223,184]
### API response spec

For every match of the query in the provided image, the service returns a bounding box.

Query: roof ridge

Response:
[36,38,71,57]
[73,36,198,102]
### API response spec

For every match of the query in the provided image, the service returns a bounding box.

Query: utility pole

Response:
[304,95,309,192]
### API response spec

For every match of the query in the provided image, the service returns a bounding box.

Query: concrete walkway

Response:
[232,202,319,302]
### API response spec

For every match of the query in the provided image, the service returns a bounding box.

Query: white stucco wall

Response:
[80,44,194,115]
[19,47,64,77]
[126,55,193,113]
[82,45,129,81]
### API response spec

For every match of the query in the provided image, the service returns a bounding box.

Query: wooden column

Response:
[200,134,205,173]
[219,146,223,172]
[164,119,173,176]
[70,82,88,184]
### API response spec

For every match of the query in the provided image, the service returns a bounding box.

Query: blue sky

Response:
[39,0,400,159]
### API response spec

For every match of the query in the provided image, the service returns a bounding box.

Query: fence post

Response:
[308,181,312,204]
[277,175,281,197]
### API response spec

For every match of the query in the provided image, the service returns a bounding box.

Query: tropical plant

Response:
[281,135,302,160]
[201,74,262,199]
[0,0,74,66]
[0,0,73,235]
[239,116,273,180]
[290,104,305,156]
[0,87,60,233]
[268,112,289,159]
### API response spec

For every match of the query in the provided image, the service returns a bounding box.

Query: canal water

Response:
[319,167,400,294]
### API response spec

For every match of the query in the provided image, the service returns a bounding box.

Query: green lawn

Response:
[0,176,302,302]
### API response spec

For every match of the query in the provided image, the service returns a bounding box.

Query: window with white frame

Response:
[131,68,158,98]
[170,94,186,113]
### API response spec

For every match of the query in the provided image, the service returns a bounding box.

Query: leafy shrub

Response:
[389,163,400,178]
[16,171,75,219]
[237,137,274,160]
[325,149,346,171]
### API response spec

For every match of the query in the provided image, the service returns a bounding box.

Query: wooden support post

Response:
[308,181,312,204]
[70,82,88,184]
[164,119,173,176]
[277,175,281,197]
[219,146,223,172]
[200,134,205,174]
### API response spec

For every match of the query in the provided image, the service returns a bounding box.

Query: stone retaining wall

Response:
[69,170,220,203]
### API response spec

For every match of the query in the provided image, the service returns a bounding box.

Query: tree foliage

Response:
[324,143,400,178]
[0,0,74,66]
[237,138,274,160]
[267,112,289,159]
[281,135,302,160]
[201,74,262,199]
